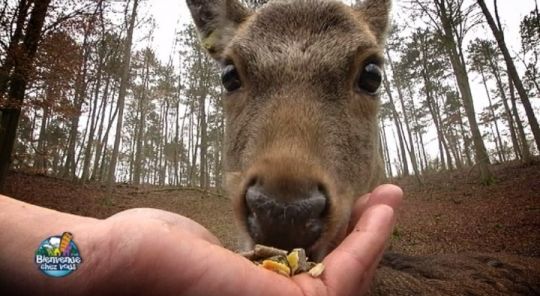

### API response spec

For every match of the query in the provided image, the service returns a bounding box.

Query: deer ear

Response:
[355,0,391,43]
[186,0,252,59]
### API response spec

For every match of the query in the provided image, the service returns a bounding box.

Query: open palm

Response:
[97,184,402,296]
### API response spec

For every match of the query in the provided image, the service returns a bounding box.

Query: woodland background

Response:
[0,0,539,195]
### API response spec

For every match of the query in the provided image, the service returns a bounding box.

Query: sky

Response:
[142,0,538,62]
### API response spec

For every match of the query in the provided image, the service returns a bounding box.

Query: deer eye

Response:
[356,63,382,95]
[221,64,242,92]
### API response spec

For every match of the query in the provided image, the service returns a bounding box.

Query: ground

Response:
[4,160,540,257]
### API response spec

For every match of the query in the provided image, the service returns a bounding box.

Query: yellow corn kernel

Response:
[287,250,299,274]
[308,263,325,277]
[261,259,291,277]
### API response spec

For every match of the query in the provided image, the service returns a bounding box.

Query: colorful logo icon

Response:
[35,232,82,277]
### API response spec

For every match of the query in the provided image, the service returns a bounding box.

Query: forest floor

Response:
[4,160,540,257]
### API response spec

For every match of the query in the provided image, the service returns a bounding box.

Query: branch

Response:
[409,0,443,33]
[493,0,504,37]
[42,1,97,35]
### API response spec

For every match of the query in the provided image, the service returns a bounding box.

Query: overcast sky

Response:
[142,0,538,62]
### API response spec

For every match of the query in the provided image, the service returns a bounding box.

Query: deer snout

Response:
[244,178,329,251]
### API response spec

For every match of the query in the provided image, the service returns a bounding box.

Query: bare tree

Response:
[410,0,493,182]
[477,0,540,156]
[106,0,140,195]
[0,0,53,191]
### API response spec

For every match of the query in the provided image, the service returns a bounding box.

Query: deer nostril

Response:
[305,187,327,219]
[245,183,328,220]
[244,181,329,250]
[246,176,259,188]
[317,182,328,198]
[315,183,329,216]
[245,184,271,214]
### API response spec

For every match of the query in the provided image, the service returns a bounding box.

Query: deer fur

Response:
[186,0,540,294]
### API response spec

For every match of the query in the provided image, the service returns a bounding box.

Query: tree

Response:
[382,69,409,176]
[384,25,422,181]
[398,28,457,171]
[0,0,53,191]
[477,0,540,155]
[468,39,530,162]
[468,38,525,162]
[62,9,99,179]
[132,48,157,185]
[519,5,540,101]
[32,31,81,174]
[411,0,493,183]
[91,33,123,182]
[106,0,140,195]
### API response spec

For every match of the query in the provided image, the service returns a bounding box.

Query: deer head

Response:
[187,0,390,260]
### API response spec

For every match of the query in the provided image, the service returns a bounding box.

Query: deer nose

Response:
[244,181,328,250]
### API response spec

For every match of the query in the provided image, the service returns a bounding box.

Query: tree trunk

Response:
[456,106,473,167]
[0,0,31,97]
[442,98,463,169]
[188,95,199,186]
[75,98,94,171]
[509,78,532,163]
[63,20,94,180]
[178,103,189,186]
[81,48,106,183]
[488,57,523,160]
[106,0,139,195]
[386,51,422,180]
[480,69,505,162]
[382,70,409,176]
[477,0,540,152]
[191,114,200,186]
[133,51,150,185]
[436,0,492,183]
[159,101,169,186]
[174,101,180,186]
[380,119,393,177]
[419,42,449,170]
[433,94,454,170]
[407,85,429,171]
[392,130,403,175]
[199,92,208,188]
[0,0,52,191]
[92,78,115,181]
[196,51,209,189]
[34,101,49,173]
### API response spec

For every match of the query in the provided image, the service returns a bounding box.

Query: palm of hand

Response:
[96,185,401,296]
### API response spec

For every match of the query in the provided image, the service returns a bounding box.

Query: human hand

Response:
[88,184,402,296]
[0,184,402,296]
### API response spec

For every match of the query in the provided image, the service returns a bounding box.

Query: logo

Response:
[35,232,82,277]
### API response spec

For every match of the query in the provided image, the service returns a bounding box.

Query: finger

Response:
[348,184,403,233]
[143,228,305,296]
[369,184,403,210]
[323,205,395,296]
[348,193,371,233]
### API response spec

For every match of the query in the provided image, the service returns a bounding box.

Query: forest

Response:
[0,0,539,194]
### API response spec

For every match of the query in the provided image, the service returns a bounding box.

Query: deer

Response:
[186,0,540,294]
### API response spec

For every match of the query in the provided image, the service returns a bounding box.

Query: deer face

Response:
[187,0,390,260]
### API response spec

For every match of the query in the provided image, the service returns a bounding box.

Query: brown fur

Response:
[186,0,540,294]
[188,0,386,257]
